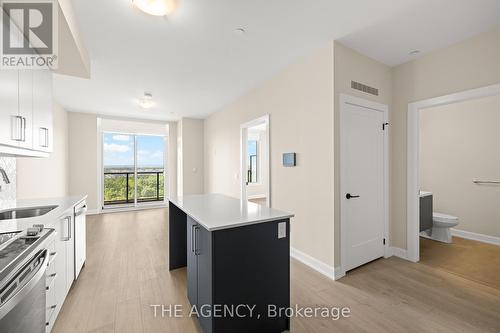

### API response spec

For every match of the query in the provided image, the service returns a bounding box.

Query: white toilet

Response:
[427,212,459,243]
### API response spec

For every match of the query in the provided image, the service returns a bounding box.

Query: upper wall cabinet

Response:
[33,70,54,152]
[0,69,53,157]
[0,70,21,149]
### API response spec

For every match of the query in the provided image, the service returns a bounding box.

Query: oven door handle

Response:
[0,249,48,320]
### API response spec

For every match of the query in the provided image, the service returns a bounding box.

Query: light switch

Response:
[278,222,286,239]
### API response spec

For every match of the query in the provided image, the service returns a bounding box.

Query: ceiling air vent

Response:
[351,81,379,96]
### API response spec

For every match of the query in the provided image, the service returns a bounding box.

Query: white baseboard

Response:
[389,247,408,260]
[290,247,338,280]
[451,228,500,246]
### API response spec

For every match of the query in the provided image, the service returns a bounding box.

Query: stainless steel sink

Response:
[0,205,58,220]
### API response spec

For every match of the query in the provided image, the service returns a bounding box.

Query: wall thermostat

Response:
[282,153,296,167]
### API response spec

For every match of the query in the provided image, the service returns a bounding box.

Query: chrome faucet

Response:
[0,167,10,185]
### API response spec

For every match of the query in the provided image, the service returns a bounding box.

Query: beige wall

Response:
[168,122,178,198]
[420,94,500,238]
[204,43,336,267]
[333,42,392,264]
[17,103,69,199]
[391,27,500,248]
[67,113,178,211]
[178,118,204,196]
[68,112,98,210]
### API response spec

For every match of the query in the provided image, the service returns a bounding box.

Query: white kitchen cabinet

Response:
[33,70,53,152]
[50,212,68,331]
[74,200,87,279]
[0,70,21,148]
[0,68,53,156]
[51,210,74,325]
[64,213,75,294]
[46,201,87,333]
[45,236,58,333]
[18,70,34,149]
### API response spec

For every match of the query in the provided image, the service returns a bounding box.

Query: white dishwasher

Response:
[74,200,87,279]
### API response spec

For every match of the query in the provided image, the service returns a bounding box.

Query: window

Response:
[247,139,258,184]
[103,133,165,207]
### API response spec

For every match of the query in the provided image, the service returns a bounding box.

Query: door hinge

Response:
[382,122,389,130]
[383,238,386,245]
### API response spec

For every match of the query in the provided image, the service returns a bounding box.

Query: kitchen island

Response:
[169,194,294,333]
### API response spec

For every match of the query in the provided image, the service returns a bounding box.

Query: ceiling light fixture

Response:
[409,50,420,56]
[139,93,154,109]
[132,0,177,16]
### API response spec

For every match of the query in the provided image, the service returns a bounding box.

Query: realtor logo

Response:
[1,0,58,69]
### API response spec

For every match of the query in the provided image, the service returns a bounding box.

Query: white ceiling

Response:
[54,0,500,121]
[338,0,500,66]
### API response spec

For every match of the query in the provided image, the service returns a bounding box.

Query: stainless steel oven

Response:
[0,249,48,333]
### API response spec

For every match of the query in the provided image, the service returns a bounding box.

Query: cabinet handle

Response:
[194,226,200,255]
[62,216,71,241]
[21,117,26,142]
[11,116,23,141]
[191,225,196,253]
[68,216,72,240]
[40,127,49,147]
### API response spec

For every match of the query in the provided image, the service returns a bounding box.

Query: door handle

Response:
[346,193,360,199]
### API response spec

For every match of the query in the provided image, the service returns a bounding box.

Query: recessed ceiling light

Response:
[409,50,420,56]
[139,93,154,109]
[234,28,246,35]
[132,0,177,16]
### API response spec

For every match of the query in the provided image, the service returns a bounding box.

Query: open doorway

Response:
[407,83,500,264]
[240,115,270,207]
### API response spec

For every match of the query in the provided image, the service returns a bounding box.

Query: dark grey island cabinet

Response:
[169,194,294,333]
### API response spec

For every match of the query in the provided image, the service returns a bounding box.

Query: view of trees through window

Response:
[103,133,165,206]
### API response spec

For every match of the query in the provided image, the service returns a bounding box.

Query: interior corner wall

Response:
[167,121,178,199]
[204,43,336,268]
[391,27,500,249]
[333,42,393,265]
[178,118,204,196]
[68,112,98,211]
[16,103,69,199]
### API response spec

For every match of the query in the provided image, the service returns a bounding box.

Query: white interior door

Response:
[342,98,386,272]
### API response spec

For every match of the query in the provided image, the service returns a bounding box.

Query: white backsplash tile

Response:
[0,157,16,209]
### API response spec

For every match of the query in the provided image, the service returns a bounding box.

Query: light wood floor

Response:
[420,236,500,290]
[52,209,500,333]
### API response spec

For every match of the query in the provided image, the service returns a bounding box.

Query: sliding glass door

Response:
[103,132,165,208]
[136,135,165,203]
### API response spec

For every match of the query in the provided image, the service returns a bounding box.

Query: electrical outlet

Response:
[278,222,286,239]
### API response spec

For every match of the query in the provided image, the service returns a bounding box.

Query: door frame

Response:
[99,130,169,212]
[240,115,270,207]
[406,83,500,262]
[340,94,389,276]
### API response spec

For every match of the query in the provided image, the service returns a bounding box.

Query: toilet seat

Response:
[433,212,458,224]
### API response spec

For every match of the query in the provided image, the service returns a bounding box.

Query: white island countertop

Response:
[0,195,87,233]
[170,194,294,231]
